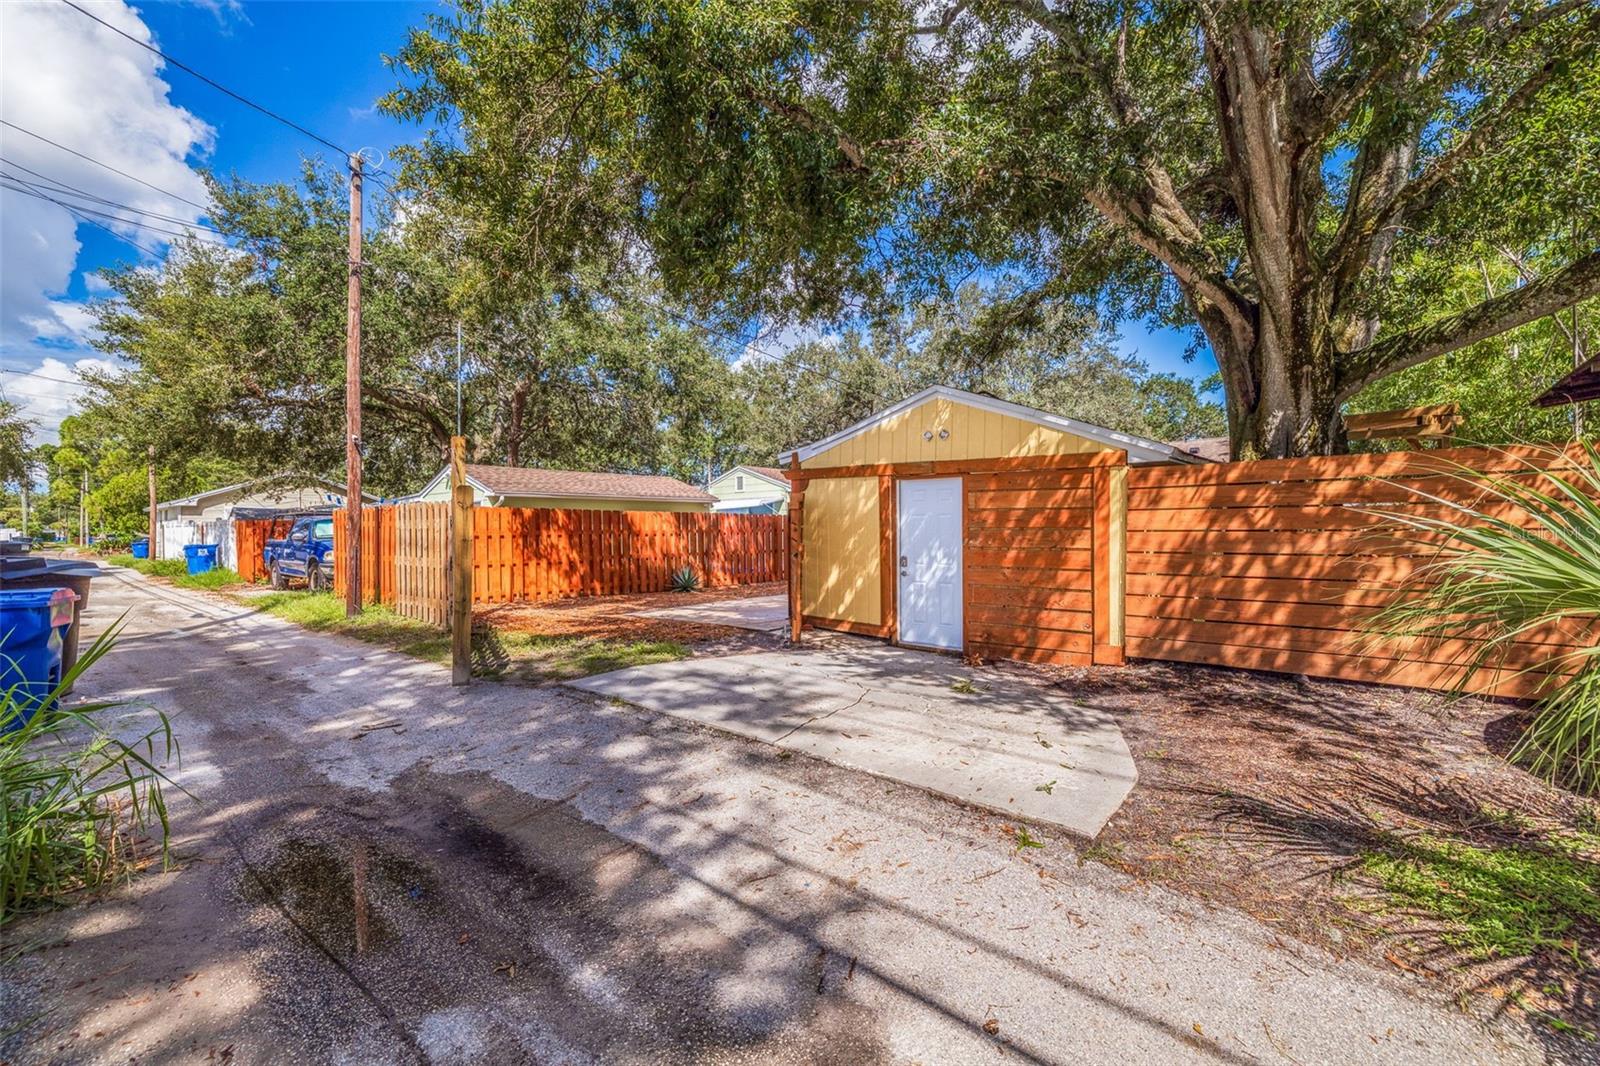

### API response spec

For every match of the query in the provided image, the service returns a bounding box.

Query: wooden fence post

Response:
[1091,457,1128,666]
[450,437,472,685]
[787,456,804,643]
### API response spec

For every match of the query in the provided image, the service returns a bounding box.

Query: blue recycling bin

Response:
[183,543,219,575]
[130,537,150,559]
[0,587,79,730]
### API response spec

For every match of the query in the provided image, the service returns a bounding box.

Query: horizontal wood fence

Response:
[235,518,292,584]
[1123,444,1582,698]
[336,505,785,623]
[964,468,1099,666]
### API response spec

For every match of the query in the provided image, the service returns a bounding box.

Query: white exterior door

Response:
[897,478,963,650]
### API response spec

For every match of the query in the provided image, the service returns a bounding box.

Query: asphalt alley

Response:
[0,570,1542,1065]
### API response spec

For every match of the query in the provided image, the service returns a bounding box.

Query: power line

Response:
[54,0,398,201]
[5,174,168,259]
[0,176,233,248]
[0,367,106,388]
[59,0,350,158]
[0,155,226,232]
[0,119,212,212]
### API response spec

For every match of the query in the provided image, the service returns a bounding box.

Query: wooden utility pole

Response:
[79,468,88,547]
[449,435,472,685]
[344,153,364,616]
[147,445,158,558]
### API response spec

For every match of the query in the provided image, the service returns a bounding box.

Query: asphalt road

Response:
[1,569,1547,1065]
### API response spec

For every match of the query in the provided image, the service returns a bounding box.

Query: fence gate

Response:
[393,502,450,626]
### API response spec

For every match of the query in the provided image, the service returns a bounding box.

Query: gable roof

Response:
[420,464,715,504]
[158,475,374,510]
[1169,436,1229,463]
[778,385,1206,466]
[717,465,791,491]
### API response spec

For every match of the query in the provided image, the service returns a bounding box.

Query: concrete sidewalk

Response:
[568,643,1136,838]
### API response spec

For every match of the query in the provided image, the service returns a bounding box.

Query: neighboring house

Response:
[154,477,374,567]
[409,464,715,513]
[706,465,790,514]
[782,384,1202,663]
[1169,436,1230,462]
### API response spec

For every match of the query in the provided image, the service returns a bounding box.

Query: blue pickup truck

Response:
[264,514,336,591]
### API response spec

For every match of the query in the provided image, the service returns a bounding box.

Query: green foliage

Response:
[1361,832,1600,962]
[2,626,177,924]
[1351,254,1599,444]
[384,1,1600,456]
[82,165,742,495]
[1370,444,1600,792]
[669,566,701,592]
[731,282,1223,461]
[0,396,33,490]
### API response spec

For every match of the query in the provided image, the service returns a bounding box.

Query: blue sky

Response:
[0,0,1217,443]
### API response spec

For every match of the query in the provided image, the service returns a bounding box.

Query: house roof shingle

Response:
[742,466,789,484]
[1168,437,1230,463]
[463,464,715,503]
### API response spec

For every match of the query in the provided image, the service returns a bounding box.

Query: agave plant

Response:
[1,622,178,923]
[1369,443,1600,793]
[669,566,701,593]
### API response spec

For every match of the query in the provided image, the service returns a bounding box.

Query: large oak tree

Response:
[388,0,1600,457]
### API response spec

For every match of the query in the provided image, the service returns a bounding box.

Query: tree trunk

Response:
[1204,312,1346,461]
[505,379,531,466]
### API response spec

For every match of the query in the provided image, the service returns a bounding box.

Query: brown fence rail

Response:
[1124,444,1581,698]
[336,505,785,622]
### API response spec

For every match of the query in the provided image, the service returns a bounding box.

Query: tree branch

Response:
[911,2,972,36]
[1328,6,1600,285]
[1336,248,1600,401]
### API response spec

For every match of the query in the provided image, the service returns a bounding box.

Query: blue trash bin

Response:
[183,544,219,574]
[130,537,150,559]
[0,587,79,731]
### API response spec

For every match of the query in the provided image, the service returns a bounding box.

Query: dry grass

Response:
[1036,658,1599,1038]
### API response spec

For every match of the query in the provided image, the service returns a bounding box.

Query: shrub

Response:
[670,566,701,592]
[1,625,178,923]
[1371,443,1600,792]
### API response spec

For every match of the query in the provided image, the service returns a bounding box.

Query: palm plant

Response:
[1370,443,1600,793]
[2,623,178,923]
[670,566,700,592]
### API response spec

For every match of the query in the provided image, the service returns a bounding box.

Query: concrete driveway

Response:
[568,644,1137,838]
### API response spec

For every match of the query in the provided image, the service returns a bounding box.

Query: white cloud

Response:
[0,355,121,446]
[0,0,213,393]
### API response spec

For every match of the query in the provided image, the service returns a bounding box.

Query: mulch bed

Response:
[472,582,786,651]
[1020,657,1599,1034]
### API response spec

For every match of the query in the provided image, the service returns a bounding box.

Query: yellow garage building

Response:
[781,386,1201,666]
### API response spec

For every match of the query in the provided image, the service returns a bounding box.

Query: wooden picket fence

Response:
[234,518,292,584]
[1123,444,1583,698]
[472,508,785,605]
[335,505,785,624]
[394,503,450,626]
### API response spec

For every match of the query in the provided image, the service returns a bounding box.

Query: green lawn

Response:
[107,553,243,590]
[246,591,686,682]
[1359,831,1600,965]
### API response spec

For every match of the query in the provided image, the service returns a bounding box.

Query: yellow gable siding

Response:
[801,396,1107,468]
[800,477,881,625]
